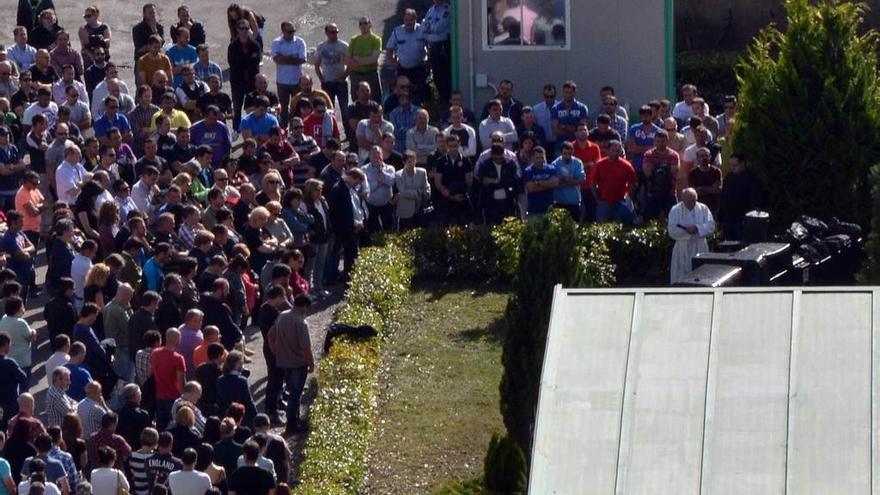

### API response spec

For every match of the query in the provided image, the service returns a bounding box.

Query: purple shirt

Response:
[177,326,204,379]
[190,119,232,168]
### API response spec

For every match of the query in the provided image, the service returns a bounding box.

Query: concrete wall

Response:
[456,0,669,117]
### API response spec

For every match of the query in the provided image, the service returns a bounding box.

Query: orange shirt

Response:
[138,53,173,86]
[193,340,228,368]
[15,185,44,232]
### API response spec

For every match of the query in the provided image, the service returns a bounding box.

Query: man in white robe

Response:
[668,188,715,284]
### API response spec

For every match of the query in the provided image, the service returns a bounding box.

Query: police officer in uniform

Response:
[422,0,451,103]
[386,8,429,104]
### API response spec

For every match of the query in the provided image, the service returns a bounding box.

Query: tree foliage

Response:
[499,210,609,453]
[735,0,880,228]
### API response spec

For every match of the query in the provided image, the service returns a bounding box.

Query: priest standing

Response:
[668,188,715,284]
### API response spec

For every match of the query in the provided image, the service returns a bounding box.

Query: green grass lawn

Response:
[364,282,509,494]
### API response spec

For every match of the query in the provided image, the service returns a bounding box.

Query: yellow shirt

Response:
[149,109,191,132]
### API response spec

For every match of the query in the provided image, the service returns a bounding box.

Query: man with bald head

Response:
[151,327,186,429]
[104,283,135,381]
[77,381,109,437]
[668,187,715,284]
[244,74,281,117]
[0,62,18,98]
[7,392,45,442]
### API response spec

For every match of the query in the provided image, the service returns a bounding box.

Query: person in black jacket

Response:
[156,274,184,332]
[326,168,367,280]
[131,3,164,64]
[227,19,262,131]
[46,220,76,297]
[478,144,520,225]
[216,351,256,426]
[16,0,55,33]
[43,277,77,340]
[304,179,332,296]
[126,290,160,362]
[115,383,151,450]
[718,153,765,241]
[257,286,288,425]
[195,342,224,417]
[199,278,242,350]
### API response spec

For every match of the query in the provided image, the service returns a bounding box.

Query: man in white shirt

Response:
[363,145,396,232]
[7,27,35,72]
[131,166,160,220]
[672,83,709,124]
[71,241,96,308]
[479,99,517,150]
[531,83,559,145]
[51,65,89,106]
[443,105,477,157]
[271,21,307,128]
[169,448,211,495]
[44,335,70,385]
[22,87,58,128]
[55,146,89,204]
[668,187,715,284]
[91,64,130,115]
[77,381,109,438]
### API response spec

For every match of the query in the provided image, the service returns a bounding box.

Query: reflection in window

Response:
[487,0,568,48]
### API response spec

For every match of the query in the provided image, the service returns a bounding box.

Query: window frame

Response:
[482,0,572,51]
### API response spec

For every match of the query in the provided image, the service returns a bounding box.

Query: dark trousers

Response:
[263,343,284,415]
[276,83,301,129]
[429,41,451,102]
[340,232,360,278]
[231,84,249,132]
[156,398,174,430]
[321,80,349,115]
[443,197,471,226]
[397,65,429,105]
[284,366,309,426]
[367,203,394,233]
[484,200,514,226]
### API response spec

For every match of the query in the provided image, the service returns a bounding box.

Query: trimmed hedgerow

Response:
[294,246,412,494]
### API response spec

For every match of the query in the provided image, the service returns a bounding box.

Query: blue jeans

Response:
[596,199,635,224]
[284,366,309,427]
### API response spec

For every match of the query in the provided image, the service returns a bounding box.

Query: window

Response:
[484,0,570,50]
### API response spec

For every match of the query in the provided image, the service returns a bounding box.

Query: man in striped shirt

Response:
[45,366,77,428]
[129,427,158,495]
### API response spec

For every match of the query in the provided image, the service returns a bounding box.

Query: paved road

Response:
[0,0,432,98]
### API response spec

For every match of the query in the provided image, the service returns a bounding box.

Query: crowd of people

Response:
[0,0,769,493]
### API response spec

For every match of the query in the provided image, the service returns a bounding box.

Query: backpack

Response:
[649,161,673,196]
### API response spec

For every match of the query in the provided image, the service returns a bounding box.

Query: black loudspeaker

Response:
[743,210,770,243]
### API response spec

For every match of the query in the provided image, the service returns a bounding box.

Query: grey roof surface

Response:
[530,287,878,495]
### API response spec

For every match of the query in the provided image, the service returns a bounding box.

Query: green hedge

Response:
[294,246,413,494]
[677,50,741,112]
[297,219,671,493]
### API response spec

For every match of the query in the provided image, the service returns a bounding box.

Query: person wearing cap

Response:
[271,21,306,129]
[267,294,314,435]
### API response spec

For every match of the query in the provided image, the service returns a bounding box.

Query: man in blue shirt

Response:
[0,332,27,429]
[550,80,589,149]
[626,105,662,174]
[64,342,92,401]
[386,8,428,104]
[240,96,280,146]
[551,142,585,219]
[523,146,559,217]
[93,95,132,144]
[422,0,451,101]
[165,27,198,87]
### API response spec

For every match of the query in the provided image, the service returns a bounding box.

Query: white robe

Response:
[668,201,715,284]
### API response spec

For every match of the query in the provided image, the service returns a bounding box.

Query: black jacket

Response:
[126,308,157,359]
[307,198,332,244]
[156,291,183,333]
[44,295,77,340]
[227,38,261,90]
[199,293,242,349]
[195,362,222,416]
[327,180,355,237]
[477,158,519,207]
[16,0,54,31]
[115,403,151,450]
